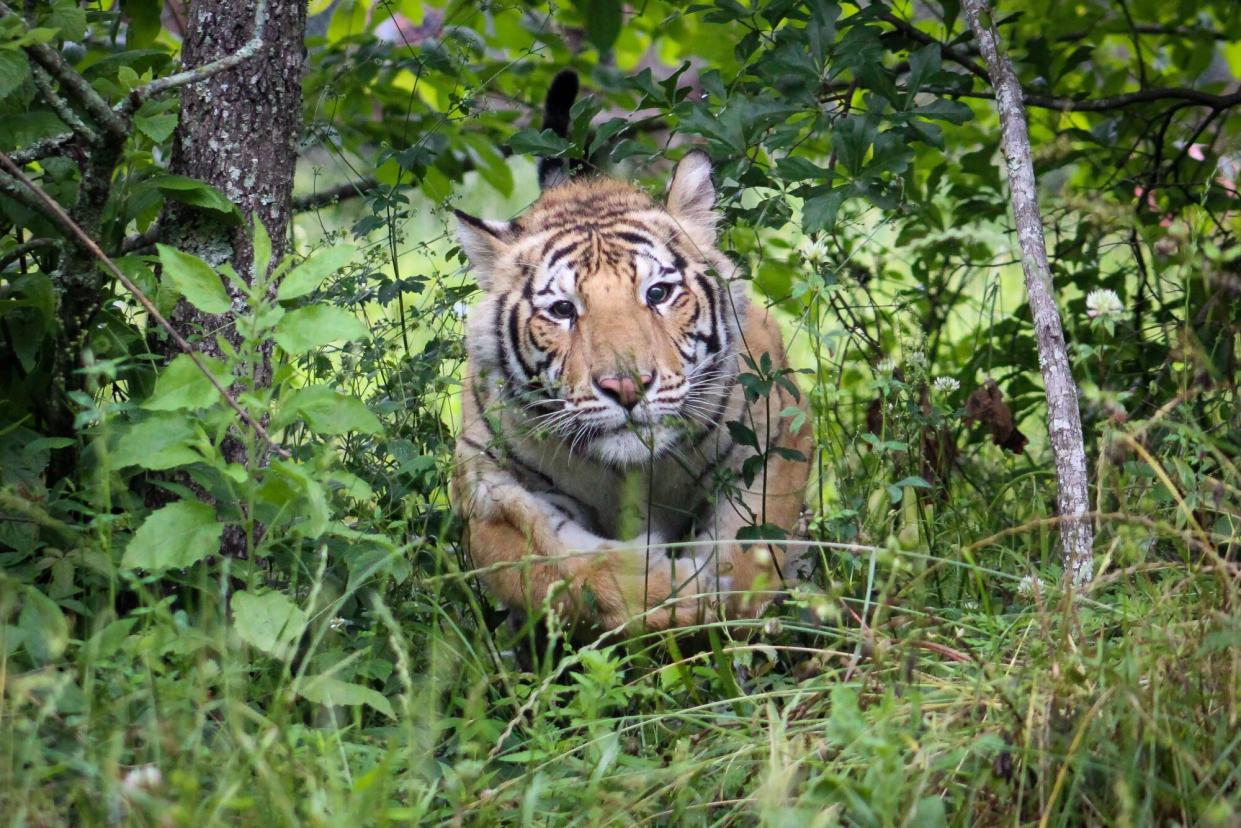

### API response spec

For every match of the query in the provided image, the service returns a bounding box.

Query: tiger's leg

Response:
[453,452,718,633]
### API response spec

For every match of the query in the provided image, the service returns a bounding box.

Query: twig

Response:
[948,85,1241,113]
[8,131,76,165]
[293,178,378,212]
[117,0,269,117]
[0,170,68,228]
[121,222,162,253]
[0,150,291,461]
[0,237,58,269]
[29,63,98,143]
[877,9,1241,114]
[962,0,1095,587]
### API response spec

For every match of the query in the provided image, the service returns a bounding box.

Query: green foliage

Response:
[1,0,1239,825]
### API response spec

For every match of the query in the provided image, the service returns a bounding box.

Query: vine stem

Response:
[961,0,1094,586]
[0,150,291,461]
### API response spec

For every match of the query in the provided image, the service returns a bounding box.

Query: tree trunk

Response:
[962,0,1095,585]
[167,0,305,369]
[162,0,306,556]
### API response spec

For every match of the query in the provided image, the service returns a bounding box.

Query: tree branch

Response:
[29,63,98,143]
[961,0,1095,587]
[952,84,1241,113]
[0,150,291,461]
[879,8,1241,114]
[117,0,269,117]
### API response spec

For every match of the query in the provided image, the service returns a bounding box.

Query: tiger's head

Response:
[455,152,746,467]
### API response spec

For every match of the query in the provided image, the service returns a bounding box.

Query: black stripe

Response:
[613,230,654,247]
[693,273,723,354]
[493,298,518,388]
[508,300,536,380]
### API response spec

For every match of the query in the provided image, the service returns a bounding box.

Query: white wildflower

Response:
[876,358,896,374]
[328,617,347,632]
[798,236,831,267]
[452,301,469,320]
[121,765,163,794]
[1017,574,1044,599]
[906,351,927,368]
[932,376,960,393]
[1085,288,1123,320]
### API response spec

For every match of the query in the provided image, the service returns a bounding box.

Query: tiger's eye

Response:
[645,284,671,304]
[549,300,576,319]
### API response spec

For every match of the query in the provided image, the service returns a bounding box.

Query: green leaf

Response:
[142,353,232,411]
[252,218,272,280]
[122,501,224,571]
[20,588,69,662]
[577,0,622,53]
[274,305,369,354]
[157,244,232,314]
[150,175,240,219]
[507,128,574,158]
[296,675,395,719]
[134,112,178,143]
[908,796,947,828]
[904,43,941,101]
[279,386,381,435]
[277,243,357,301]
[120,0,163,47]
[802,187,848,234]
[44,0,88,41]
[0,50,31,101]
[111,413,205,470]
[231,590,308,658]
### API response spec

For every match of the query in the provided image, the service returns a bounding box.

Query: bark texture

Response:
[162,0,306,556]
[167,0,305,369]
[962,0,1095,585]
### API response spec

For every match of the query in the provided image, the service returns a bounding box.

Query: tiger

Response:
[450,71,812,635]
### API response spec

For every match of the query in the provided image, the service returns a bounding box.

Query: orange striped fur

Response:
[452,152,811,635]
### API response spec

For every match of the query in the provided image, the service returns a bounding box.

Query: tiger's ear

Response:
[454,210,515,289]
[666,150,717,246]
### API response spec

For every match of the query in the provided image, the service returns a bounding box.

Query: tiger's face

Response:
[456,152,744,466]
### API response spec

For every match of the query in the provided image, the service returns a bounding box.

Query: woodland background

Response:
[0,0,1238,824]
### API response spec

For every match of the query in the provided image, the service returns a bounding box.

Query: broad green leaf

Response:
[279,386,381,435]
[122,501,224,571]
[134,112,178,143]
[142,353,232,411]
[231,590,308,658]
[150,175,240,220]
[157,244,231,314]
[110,413,205,470]
[120,0,162,46]
[44,0,87,41]
[0,50,31,100]
[296,675,395,719]
[277,244,357,301]
[577,0,622,53]
[20,588,69,662]
[507,128,574,158]
[274,305,368,354]
[802,187,848,234]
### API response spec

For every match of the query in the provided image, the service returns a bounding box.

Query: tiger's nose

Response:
[596,373,653,409]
